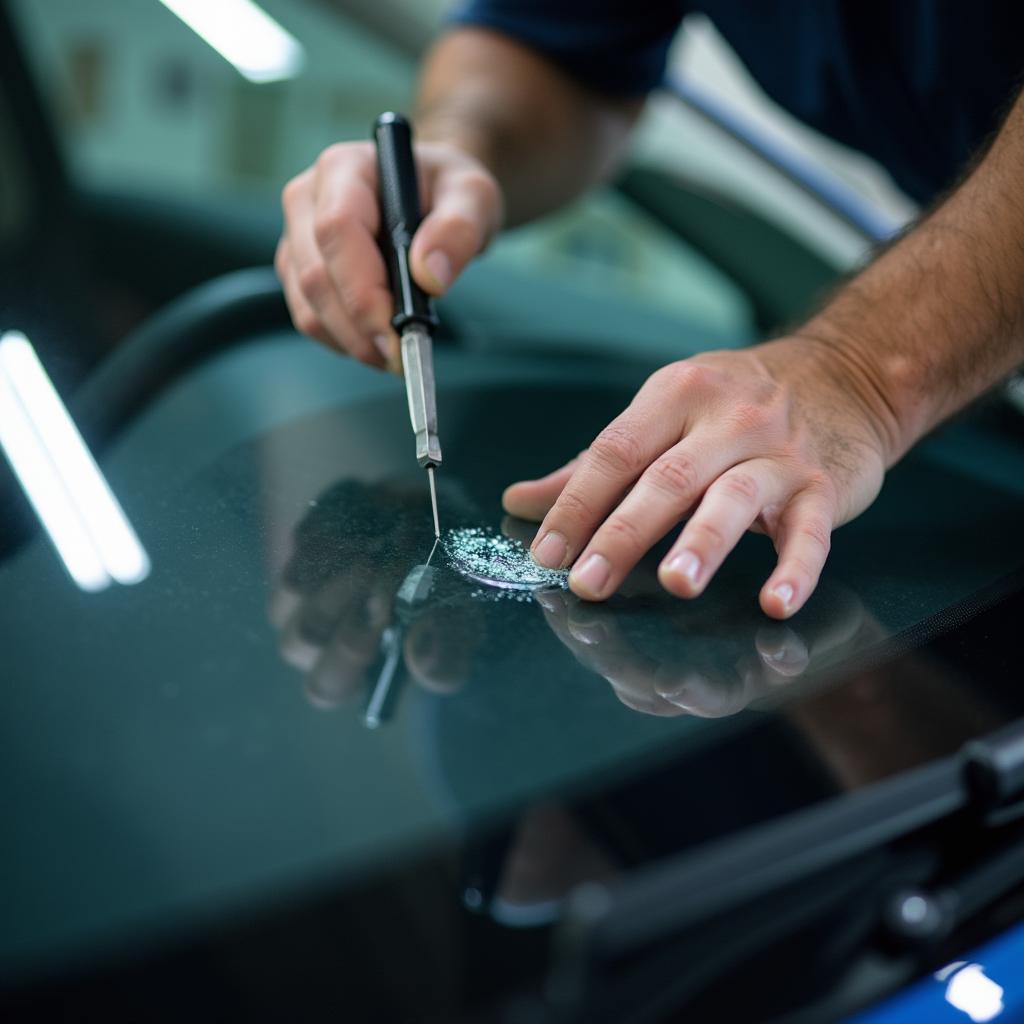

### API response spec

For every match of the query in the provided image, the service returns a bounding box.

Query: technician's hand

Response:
[504,338,891,619]
[276,140,503,368]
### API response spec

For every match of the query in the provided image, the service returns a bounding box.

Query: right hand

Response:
[276,139,503,369]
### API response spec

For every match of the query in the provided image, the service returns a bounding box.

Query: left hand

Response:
[503,338,894,618]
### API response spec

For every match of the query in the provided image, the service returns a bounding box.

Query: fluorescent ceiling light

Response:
[156,0,305,84]
[0,332,150,592]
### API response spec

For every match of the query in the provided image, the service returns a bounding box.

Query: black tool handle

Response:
[373,112,439,333]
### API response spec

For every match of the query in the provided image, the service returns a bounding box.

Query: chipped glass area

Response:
[444,526,569,593]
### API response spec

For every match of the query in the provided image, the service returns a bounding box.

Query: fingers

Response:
[410,155,502,295]
[528,445,835,617]
[657,459,786,600]
[312,145,399,365]
[531,368,704,573]
[569,435,755,600]
[502,455,583,522]
[275,237,334,349]
[513,348,853,612]
[278,140,503,367]
[280,157,386,368]
[759,489,834,619]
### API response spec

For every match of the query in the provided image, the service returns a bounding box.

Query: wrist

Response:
[764,330,920,468]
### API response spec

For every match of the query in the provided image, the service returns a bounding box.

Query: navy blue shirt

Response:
[449,1,1024,204]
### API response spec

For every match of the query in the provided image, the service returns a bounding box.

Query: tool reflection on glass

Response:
[374,112,442,539]
[271,479,482,713]
[365,538,439,728]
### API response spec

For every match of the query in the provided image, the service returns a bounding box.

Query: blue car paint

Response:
[848,920,1024,1023]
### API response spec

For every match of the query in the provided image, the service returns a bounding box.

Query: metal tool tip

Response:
[427,465,440,538]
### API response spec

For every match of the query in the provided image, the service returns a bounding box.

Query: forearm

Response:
[414,27,642,225]
[798,90,1024,465]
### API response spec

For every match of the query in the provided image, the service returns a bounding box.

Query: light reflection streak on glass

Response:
[0,366,108,591]
[0,331,150,591]
[156,0,305,83]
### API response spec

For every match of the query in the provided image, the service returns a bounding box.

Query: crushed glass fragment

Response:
[444,526,569,592]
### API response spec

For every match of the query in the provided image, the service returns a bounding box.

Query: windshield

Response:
[3,4,1024,1015]
[3,339,1024,977]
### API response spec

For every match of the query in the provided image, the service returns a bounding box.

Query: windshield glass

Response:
[3,339,1024,975]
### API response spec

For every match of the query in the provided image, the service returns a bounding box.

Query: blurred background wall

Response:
[6,1,917,353]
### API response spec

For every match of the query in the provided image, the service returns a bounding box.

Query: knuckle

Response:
[785,554,818,581]
[297,263,329,301]
[655,361,713,396]
[646,452,700,498]
[553,487,592,525]
[690,520,728,551]
[294,309,322,338]
[281,174,306,214]
[589,424,646,477]
[462,170,501,210]
[600,514,645,553]
[795,517,832,555]
[341,284,375,323]
[313,205,357,249]
[719,470,760,505]
[315,142,349,173]
[728,400,772,435]
[351,346,379,367]
[804,473,838,505]
[431,211,482,254]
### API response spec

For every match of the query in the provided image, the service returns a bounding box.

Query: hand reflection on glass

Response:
[271,478,483,710]
[535,586,871,718]
[499,516,876,719]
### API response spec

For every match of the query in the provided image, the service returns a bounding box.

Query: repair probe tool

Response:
[364,540,439,729]
[374,111,442,539]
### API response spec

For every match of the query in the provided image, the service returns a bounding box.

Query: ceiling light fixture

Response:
[156,0,305,84]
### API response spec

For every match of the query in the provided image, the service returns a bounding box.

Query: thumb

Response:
[503,455,584,522]
[409,171,501,296]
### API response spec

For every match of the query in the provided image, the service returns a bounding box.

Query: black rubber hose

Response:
[72,265,289,450]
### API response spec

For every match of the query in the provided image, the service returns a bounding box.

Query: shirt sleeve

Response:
[446,0,688,96]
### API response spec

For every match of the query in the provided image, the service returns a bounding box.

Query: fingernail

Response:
[665,550,702,588]
[533,531,567,569]
[373,333,392,360]
[756,625,789,660]
[424,251,453,290]
[571,553,611,597]
[569,619,606,645]
[772,582,795,610]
